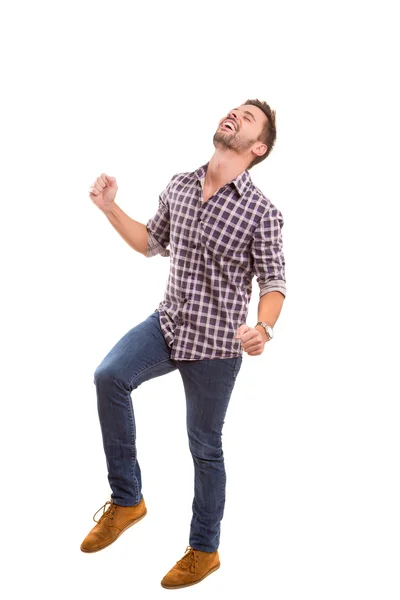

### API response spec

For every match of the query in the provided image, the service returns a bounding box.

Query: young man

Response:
[82,99,287,589]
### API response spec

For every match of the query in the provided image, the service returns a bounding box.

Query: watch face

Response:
[266,325,274,339]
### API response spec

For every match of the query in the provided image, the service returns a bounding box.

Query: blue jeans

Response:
[93,310,242,552]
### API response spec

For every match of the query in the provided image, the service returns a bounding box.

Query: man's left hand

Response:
[236,324,267,356]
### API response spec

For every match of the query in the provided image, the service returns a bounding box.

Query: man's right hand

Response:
[89,173,118,214]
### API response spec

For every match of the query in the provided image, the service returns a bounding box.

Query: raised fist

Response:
[89,173,118,213]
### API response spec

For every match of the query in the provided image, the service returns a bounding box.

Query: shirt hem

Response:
[170,350,243,361]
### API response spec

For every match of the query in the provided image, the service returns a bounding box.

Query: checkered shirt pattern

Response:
[145,162,286,360]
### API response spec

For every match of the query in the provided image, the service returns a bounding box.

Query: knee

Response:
[93,361,117,386]
[188,429,223,462]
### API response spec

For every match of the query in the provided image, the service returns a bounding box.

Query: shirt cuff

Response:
[146,231,170,258]
[259,281,287,298]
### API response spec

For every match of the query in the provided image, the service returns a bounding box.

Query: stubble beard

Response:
[213,129,257,154]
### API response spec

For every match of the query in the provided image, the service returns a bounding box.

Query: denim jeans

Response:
[93,310,242,552]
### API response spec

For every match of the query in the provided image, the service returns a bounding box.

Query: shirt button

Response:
[192,243,197,249]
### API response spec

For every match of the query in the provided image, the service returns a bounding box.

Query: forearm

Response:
[255,291,285,329]
[103,202,148,256]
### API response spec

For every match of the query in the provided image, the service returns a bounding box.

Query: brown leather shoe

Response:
[80,498,147,553]
[160,546,220,589]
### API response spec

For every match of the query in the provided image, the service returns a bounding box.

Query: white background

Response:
[1,1,399,598]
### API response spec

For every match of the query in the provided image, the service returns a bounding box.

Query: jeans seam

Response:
[125,396,139,502]
[232,356,241,381]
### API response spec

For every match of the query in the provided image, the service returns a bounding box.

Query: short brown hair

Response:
[244,99,277,169]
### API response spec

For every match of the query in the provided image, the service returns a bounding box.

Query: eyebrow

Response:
[244,110,256,121]
[233,108,256,121]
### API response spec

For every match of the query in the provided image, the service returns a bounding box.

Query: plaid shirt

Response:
[145,162,286,360]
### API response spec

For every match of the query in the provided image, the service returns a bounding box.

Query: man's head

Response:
[213,99,276,170]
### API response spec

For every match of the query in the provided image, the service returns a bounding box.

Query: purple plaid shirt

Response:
[145,162,286,360]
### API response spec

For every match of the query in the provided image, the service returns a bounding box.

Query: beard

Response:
[213,128,257,154]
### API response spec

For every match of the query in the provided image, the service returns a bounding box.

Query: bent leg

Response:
[93,311,177,505]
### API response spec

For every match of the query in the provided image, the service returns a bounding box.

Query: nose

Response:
[228,110,238,121]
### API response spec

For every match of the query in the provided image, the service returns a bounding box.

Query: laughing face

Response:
[213,104,268,157]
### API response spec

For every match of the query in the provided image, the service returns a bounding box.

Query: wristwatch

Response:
[256,321,274,341]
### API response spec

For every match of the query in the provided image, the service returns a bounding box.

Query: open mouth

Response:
[220,119,237,132]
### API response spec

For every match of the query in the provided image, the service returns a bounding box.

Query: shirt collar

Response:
[194,162,252,197]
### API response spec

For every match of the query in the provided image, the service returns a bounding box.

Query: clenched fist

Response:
[89,173,118,214]
[236,324,267,356]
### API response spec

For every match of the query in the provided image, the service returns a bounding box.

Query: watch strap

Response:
[256,321,273,340]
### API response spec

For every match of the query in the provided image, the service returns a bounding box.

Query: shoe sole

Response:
[80,509,147,553]
[160,563,220,589]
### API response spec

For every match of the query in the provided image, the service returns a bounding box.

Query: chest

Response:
[168,185,262,257]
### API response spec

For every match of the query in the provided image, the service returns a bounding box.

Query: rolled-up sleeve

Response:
[145,175,178,258]
[251,205,287,298]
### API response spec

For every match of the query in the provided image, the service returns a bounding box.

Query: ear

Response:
[252,143,268,158]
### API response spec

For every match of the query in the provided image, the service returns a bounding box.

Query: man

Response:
[82,99,286,589]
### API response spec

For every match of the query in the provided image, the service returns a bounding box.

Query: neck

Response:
[205,149,249,190]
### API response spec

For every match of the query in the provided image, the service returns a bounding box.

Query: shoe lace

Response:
[92,500,117,524]
[176,546,199,574]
